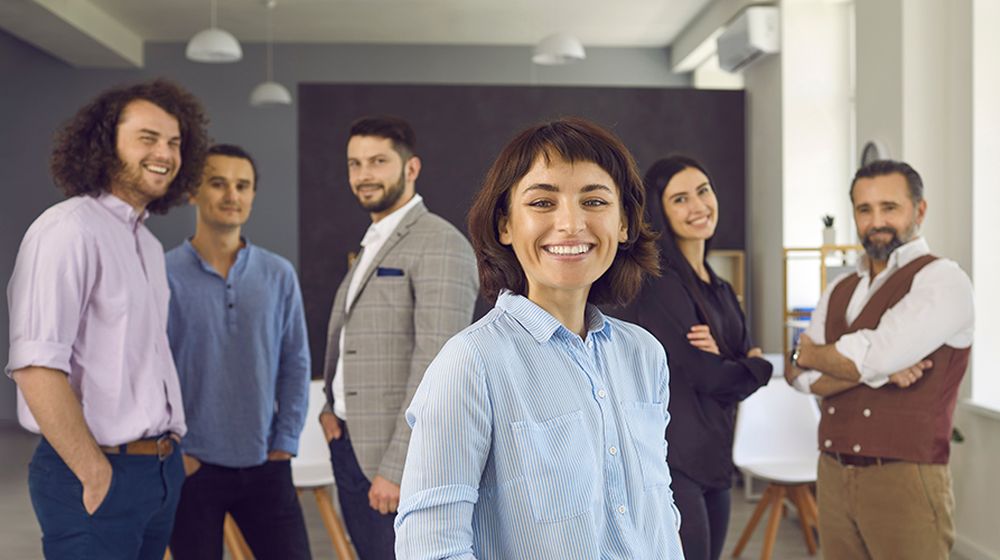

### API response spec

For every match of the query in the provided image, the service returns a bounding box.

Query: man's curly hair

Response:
[50,79,210,215]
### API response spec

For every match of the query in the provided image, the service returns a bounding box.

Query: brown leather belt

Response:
[101,434,177,460]
[825,451,901,467]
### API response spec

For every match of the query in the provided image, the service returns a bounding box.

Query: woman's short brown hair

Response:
[50,79,210,215]
[467,117,659,306]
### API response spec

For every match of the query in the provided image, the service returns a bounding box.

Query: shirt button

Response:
[609,446,618,456]
[597,389,607,399]
[853,444,862,453]
[827,406,836,415]
[617,505,626,514]
[587,340,594,348]
[863,408,872,417]
[228,303,234,309]
[227,284,232,289]
[824,439,833,448]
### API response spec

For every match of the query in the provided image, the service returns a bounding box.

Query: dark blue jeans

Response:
[169,459,311,559]
[28,437,185,560]
[328,421,396,560]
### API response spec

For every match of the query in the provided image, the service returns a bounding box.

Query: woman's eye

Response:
[528,200,554,208]
[583,198,609,207]
[673,196,686,204]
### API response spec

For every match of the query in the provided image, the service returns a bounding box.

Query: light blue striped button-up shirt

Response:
[396,291,684,559]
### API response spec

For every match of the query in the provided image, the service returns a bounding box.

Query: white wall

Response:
[781,0,853,311]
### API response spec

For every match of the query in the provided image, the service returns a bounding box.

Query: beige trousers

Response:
[816,453,955,560]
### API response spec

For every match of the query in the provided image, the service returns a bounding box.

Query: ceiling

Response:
[85,0,712,46]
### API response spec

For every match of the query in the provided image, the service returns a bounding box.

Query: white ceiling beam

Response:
[0,0,143,68]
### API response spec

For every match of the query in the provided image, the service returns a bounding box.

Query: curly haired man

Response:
[6,79,209,559]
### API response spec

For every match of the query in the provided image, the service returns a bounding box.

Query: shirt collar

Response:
[363,193,424,247]
[857,236,930,276]
[183,237,252,277]
[96,191,149,230]
[496,290,612,344]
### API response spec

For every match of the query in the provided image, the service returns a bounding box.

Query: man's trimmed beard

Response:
[355,168,406,214]
[861,220,917,262]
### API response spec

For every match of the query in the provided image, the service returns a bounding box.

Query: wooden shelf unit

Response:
[782,245,862,356]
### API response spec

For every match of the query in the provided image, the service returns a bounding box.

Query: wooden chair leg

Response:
[790,486,817,555]
[224,513,252,560]
[803,485,820,529]
[314,487,356,560]
[732,485,774,557]
[760,486,786,560]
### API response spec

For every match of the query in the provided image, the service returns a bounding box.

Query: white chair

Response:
[730,371,821,559]
[292,380,356,560]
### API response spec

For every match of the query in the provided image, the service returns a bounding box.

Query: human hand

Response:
[81,458,113,515]
[747,347,764,359]
[889,359,932,388]
[687,325,720,355]
[319,412,342,442]
[268,450,293,461]
[368,475,400,515]
[182,453,202,477]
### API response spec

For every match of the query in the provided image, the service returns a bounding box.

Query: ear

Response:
[405,156,422,184]
[619,224,629,244]
[498,215,512,246]
[915,198,928,225]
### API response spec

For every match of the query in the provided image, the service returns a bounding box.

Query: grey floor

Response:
[0,424,968,559]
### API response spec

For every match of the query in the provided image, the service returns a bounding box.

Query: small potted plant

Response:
[822,215,835,246]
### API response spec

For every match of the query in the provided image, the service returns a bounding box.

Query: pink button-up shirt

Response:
[6,192,186,445]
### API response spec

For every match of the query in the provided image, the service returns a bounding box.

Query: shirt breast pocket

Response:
[623,401,671,489]
[511,409,597,523]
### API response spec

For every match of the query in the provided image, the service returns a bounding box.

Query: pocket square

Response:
[377,267,405,277]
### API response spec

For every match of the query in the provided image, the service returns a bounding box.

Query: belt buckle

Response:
[155,433,172,461]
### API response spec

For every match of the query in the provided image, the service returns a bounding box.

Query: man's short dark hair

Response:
[50,78,210,215]
[467,117,660,307]
[850,159,924,203]
[207,144,259,188]
[348,115,416,160]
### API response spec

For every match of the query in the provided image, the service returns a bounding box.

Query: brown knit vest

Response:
[818,254,970,464]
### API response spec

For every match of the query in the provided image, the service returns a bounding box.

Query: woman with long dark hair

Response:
[628,155,773,560]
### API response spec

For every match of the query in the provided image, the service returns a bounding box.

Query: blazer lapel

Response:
[349,202,427,307]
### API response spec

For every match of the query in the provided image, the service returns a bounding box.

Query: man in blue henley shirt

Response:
[166,144,311,558]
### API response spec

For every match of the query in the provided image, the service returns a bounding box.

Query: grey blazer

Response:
[322,202,478,484]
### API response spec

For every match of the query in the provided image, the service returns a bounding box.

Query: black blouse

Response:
[619,264,772,489]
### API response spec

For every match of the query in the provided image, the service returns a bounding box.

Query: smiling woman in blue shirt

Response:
[394,118,685,559]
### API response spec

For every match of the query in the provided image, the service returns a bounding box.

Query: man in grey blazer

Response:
[319,115,478,559]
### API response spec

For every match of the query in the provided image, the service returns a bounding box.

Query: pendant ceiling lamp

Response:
[532,32,586,65]
[186,0,243,63]
[249,0,292,106]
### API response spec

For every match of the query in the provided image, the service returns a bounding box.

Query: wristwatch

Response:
[789,345,802,369]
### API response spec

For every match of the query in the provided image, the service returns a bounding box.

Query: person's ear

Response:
[405,156,421,184]
[498,215,512,246]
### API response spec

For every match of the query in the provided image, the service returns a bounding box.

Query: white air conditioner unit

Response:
[717,6,780,73]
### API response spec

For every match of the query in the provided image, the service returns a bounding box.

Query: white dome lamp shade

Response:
[250,81,292,106]
[186,0,242,63]
[249,0,292,106]
[532,33,586,65]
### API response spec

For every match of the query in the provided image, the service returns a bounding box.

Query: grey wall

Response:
[0,30,689,421]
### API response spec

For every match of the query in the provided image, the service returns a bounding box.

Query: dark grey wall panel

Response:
[299,84,745,377]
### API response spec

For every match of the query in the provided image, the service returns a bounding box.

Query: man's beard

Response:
[355,170,405,214]
[861,223,915,261]
[112,159,171,202]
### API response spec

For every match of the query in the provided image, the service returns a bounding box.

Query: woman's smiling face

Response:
[499,155,628,302]
[661,166,718,241]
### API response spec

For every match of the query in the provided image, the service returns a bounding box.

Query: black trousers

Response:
[671,467,732,560]
[169,459,311,560]
[328,421,397,560]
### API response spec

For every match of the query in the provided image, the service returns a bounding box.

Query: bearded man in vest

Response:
[784,159,974,560]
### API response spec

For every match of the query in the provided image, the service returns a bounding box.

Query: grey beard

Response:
[861,228,904,261]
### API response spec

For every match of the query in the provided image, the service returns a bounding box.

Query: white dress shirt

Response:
[333,194,423,419]
[794,237,974,392]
